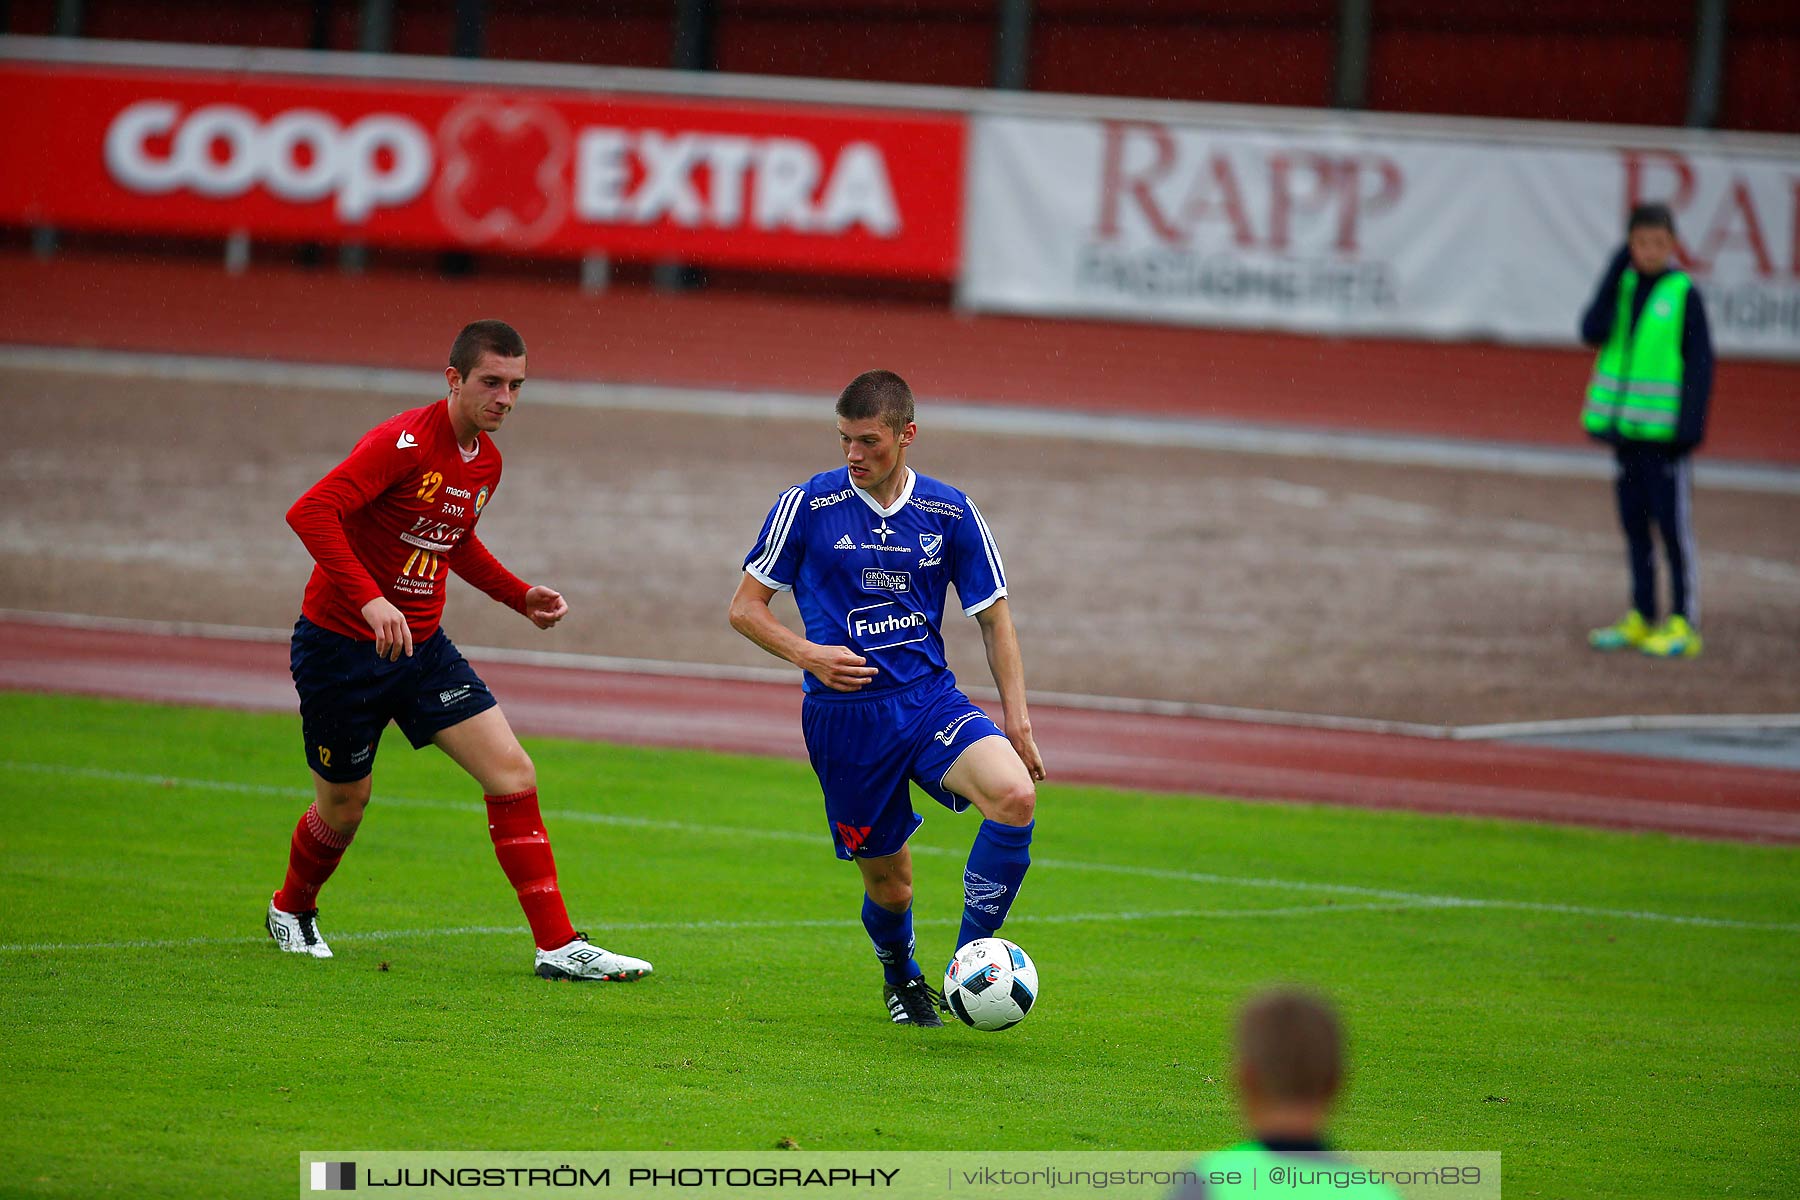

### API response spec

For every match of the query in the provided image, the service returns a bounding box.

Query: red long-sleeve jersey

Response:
[287,398,529,642]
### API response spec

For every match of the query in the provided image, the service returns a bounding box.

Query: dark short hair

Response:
[449,320,527,378]
[1237,988,1343,1105]
[835,370,915,435]
[1628,203,1677,235]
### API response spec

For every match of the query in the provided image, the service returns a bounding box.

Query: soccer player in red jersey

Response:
[268,319,651,982]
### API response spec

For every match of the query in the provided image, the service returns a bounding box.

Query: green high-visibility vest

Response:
[1188,1144,1405,1199]
[1583,269,1690,443]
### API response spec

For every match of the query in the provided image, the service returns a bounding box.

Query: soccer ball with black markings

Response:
[944,937,1038,1031]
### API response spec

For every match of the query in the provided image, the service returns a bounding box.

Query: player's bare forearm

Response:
[729,573,877,692]
[974,599,1031,723]
[727,575,808,663]
[976,599,1046,780]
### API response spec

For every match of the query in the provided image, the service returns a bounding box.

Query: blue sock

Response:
[958,818,1034,951]
[862,895,921,986]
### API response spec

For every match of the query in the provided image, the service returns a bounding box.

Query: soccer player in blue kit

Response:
[728,370,1047,1028]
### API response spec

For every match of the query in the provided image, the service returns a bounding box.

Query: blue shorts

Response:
[801,672,1007,861]
[290,617,497,783]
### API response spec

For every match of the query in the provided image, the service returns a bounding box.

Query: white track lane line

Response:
[1253,478,1800,589]
[9,343,1800,495]
[5,760,1795,936]
[6,608,1797,741]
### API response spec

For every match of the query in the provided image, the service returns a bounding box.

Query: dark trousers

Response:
[1613,444,1698,623]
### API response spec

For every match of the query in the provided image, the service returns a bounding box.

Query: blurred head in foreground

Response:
[1235,987,1344,1144]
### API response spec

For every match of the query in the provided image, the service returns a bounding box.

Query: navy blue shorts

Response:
[290,617,497,783]
[801,672,1006,861]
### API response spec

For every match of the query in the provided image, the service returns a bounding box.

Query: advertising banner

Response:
[964,115,1800,358]
[0,62,965,279]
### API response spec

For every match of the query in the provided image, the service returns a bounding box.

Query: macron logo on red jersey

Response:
[395,431,418,449]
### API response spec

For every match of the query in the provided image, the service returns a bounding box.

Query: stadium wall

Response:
[4,1,1796,132]
[2,35,1796,358]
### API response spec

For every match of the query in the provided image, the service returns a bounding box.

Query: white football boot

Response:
[534,933,652,981]
[266,895,333,958]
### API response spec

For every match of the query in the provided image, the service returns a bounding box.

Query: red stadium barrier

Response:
[0,61,965,279]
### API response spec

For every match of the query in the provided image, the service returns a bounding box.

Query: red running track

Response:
[4,252,1799,464]
[5,620,1796,844]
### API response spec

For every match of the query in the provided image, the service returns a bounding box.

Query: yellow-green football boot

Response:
[1588,610,1651,651]
[1640,615,1702,659]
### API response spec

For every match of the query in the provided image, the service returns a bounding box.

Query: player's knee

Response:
[868,876,913,911]
[986,777,1035,826]
[490,744,536,795]
[318,779,371,830]
[860,857,913,910]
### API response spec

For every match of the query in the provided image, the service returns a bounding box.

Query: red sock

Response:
[274,802,354,913]
[486,788,577,951]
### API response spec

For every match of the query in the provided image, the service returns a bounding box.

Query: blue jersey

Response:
[743,467,1008,696]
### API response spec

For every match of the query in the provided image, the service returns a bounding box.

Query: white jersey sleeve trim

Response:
[965,497,1007,589]
[744,564,793,593]
[962,585,1008,616]
[747,485,806,582]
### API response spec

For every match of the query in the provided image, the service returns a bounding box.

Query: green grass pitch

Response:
[2,691,1796,1198]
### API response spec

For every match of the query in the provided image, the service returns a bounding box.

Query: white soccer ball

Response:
[944,937,1038,1031]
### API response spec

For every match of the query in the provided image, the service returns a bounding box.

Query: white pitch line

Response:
[7,760,1796,935]
[0,903,1437,956]
[9,343,1800,495]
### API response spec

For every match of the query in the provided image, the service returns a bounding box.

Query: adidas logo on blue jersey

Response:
[741,467,1010,697]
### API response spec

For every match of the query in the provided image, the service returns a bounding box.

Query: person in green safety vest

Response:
[1578,202,1714,659]
[1171,989,1403,1199]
